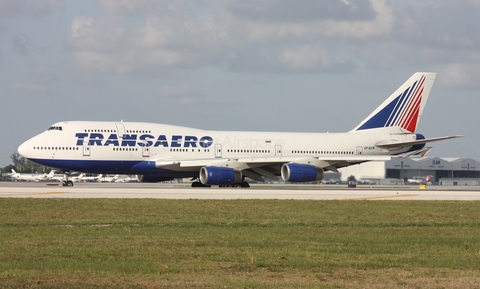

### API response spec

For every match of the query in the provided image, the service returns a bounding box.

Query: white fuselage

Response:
[18,121,417,177]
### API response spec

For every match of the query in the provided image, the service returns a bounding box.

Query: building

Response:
[339,157,480,184]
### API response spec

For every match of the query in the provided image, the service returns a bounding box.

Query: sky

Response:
[1,0,479,167]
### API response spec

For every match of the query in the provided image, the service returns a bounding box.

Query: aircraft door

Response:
[356,146,363,155]
[141,142,150,157]
[215,144,222,158]
[275,145,282,156]
[83,141,91,156]
[115,123,126,138]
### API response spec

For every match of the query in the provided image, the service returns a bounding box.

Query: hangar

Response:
[338,157,480,184]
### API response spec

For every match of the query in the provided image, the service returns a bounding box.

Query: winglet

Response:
[351,72,436,133]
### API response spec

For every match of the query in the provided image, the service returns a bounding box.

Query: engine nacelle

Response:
[281,163,324,182]
[137,175,174,183]
[199,166,242,185]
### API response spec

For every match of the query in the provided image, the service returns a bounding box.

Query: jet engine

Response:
[281,163,324,182]
[199,166,242,185]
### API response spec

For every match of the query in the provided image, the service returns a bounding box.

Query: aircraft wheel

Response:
[240,182,250,188]
[191,181,211,188]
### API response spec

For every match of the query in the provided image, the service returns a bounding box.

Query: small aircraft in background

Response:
[97,175,119,182]
[8,169,52,182]
[114,175,139,183]
[406,175,433,184]
[76,174,103,182]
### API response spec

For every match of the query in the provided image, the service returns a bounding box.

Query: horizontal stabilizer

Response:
[376,135,463,149]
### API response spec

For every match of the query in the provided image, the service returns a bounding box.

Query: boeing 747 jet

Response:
[18,72,461,187]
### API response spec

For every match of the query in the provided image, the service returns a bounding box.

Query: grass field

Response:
[1,199,480,288]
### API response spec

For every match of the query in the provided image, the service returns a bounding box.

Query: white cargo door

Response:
[140,141,150,157]
[275,145,282,156]
[83,140,91,156]
[356,146,363,155]
[215,144,222,158]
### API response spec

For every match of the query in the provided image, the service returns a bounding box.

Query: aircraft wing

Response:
[151,155,393,181]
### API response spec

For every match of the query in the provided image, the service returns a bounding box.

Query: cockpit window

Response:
[48,126,63,131]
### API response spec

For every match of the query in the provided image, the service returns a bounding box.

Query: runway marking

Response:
[342,193,419,200]
[0,191,68,197]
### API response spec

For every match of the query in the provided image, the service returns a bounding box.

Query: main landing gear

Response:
[62,171,73,187]
[219,181,250,188]
[190,180,250,188]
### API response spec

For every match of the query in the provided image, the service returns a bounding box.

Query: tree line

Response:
[1,152,52,173]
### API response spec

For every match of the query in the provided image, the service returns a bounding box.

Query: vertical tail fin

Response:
[351,72,436,133]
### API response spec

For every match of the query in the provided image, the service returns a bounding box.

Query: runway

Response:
[1,182,480,200]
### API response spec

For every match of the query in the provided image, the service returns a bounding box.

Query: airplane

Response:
[44,170,66,182]
[406,175,433,184]
[42,170,56,181]
[77,174,103,182]
[49,172,88,182]
[8,169,51,182]
[70,173,85,182]
[97,175,119,182]
[17,72,462,187]
[115,175,137,183]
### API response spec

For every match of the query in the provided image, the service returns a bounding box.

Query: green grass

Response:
[1,199,480,288]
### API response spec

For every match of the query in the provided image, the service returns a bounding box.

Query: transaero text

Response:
[75,133,213,148]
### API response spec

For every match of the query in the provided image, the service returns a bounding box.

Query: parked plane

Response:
[115,175,138,183]
[71,173,85,182]
[45,170,65,182]
[407,175,433,184]
[97,175,119,182]
[77,174,103,182]
[9,169,52,182]
[18,72,461,187]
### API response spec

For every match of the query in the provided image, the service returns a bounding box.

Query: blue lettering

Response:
[154,135,169,147]
[89,133,103,146]
[171,135,182,147]
[75,133,89,145]
[74,132,214,148]
[139,134,154,147]
[104,134,119,146]
[121,134,137,146]
[199,136,213,148]
[184,136,198,148]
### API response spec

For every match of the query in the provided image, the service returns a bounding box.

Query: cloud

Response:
[436,63,480,88]
[278,46,331,70]
[0,0,62,18]
[226,0,375,23]
[157,84,193,97]
[13,66,59,94]
[70,16,126,52]
[0,0,23,18]
[14,81,47,94]
[13,34,32,56]
[157,84,200,105]
[66,0,480,80]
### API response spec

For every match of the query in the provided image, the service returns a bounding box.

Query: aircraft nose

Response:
[18,141,29,157]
